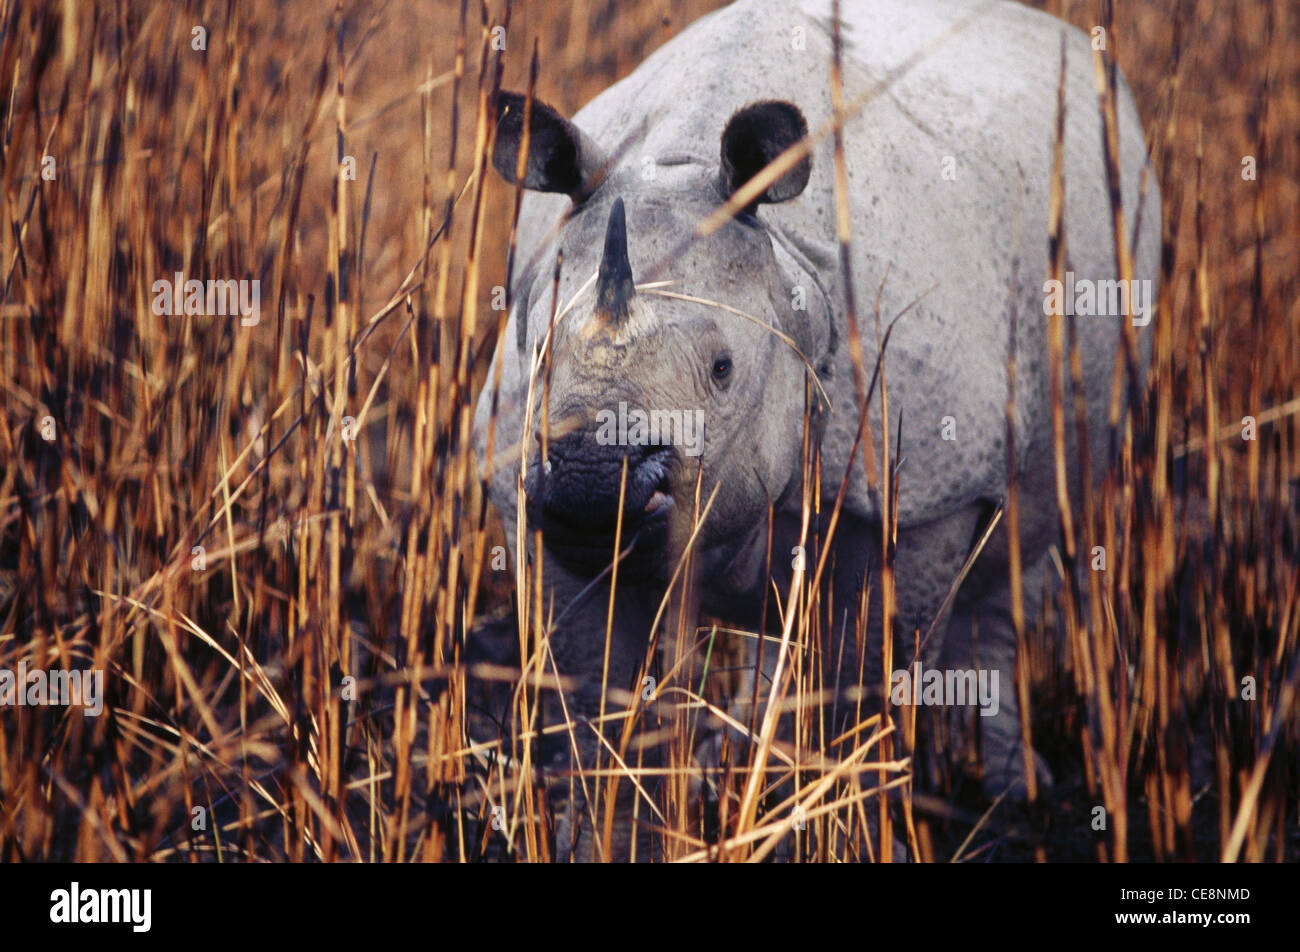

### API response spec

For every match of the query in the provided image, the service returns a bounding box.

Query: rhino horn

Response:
[595,198,635,326]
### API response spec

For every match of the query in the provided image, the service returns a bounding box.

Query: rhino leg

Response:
[690,636,911,862]
[942,546,1057,800]
[690,512,915,860]
[530,547,670,862]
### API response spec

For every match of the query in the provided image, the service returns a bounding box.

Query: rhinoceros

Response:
[471,0,1159,860]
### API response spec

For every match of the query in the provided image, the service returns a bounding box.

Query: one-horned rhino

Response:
[471,0,1160,860]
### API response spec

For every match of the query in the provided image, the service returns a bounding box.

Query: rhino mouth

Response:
[630,449,675,520]
[525,445,677,573]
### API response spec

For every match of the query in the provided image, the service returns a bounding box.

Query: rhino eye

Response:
[711,354,732,382]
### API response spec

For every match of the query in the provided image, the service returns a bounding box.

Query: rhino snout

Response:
[524,430,677,568]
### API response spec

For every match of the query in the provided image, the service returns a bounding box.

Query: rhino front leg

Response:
[690,513,913,860]
[531,548,666,862]
[942,547,1056,800]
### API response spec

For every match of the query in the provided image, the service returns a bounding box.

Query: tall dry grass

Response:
[0,0,1295,862]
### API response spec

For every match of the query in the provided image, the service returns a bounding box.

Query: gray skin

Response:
[472,0,1160,860]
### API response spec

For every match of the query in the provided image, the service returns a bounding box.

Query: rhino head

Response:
[491,92,834,580]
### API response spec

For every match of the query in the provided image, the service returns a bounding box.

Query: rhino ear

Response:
[492,91,607,198]
[720,101,811,209]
